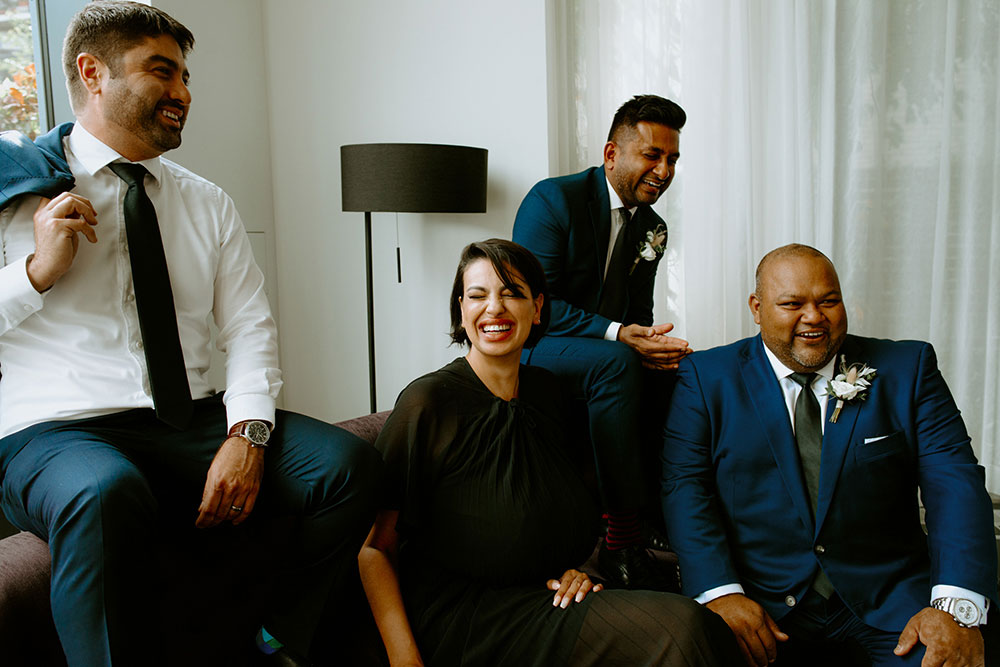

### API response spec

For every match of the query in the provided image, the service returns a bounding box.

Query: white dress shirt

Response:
[695,345,987,622]
[0,124,281,438]
[602,178,636,342]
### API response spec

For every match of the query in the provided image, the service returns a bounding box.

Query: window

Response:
[0,0,39,137]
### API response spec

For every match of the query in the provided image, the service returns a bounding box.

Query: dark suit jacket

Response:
[512,166,666,338]
[662,334,998,632]
[0,123,75,210]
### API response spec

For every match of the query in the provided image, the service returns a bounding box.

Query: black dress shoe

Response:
[643,523,670,552]
[597,541,680,592]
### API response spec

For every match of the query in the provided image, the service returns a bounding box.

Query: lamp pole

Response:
[365,210,376,413]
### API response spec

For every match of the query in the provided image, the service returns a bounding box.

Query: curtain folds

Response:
[551,0,1000,489]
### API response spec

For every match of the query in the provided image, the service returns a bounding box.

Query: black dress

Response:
[376,358,739,667]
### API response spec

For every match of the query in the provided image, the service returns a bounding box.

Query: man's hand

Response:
[706,593,788,666]
[617,322,692,370]
[894,607,984,667]
[195,437,265,528]
[27,193,99,292]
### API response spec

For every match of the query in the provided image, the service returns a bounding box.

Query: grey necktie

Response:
[789,372,834,599]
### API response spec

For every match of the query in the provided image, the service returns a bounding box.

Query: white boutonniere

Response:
[824,356,876,423]
[631,223,667,274]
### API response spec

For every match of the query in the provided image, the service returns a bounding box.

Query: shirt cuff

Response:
[695,583,745,605]
[931,585,990,625]
[604,321,622,341]
[223,392,276,431]
[0,256,45,328]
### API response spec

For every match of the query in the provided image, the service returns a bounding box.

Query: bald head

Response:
[754,244,834,298]
[749,244,848,372]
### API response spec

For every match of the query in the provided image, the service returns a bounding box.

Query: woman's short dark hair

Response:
[449,239,550,348]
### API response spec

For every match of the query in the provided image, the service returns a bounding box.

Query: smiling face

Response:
[749,252,848,372]
[459,258,543,366]
[85,34,191,160]
[604,121,680,209]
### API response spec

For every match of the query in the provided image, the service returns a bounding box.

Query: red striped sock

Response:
[605,510,641,550]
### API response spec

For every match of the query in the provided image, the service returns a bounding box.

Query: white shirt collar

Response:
[761,339,838,384]
[605,177,637,217]
[68,123,164,184]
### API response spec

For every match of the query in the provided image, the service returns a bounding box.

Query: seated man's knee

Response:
[56,463,156,536]
[333,431,383,498]
[594,341,643,383]
[288,418,383,503]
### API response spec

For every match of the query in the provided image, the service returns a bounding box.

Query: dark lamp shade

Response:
[341,143,488,213]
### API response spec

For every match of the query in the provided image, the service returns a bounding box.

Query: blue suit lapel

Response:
[740,337,815,534]
[591,167,613,286]
[815,343,862,531]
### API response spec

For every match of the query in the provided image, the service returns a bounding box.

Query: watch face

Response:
[245,421,269,445]
[954,599,980,625]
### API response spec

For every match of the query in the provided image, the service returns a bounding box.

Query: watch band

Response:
[931,597,982,628]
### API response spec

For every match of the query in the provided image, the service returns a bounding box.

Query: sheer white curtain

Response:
[550,0,1000,489]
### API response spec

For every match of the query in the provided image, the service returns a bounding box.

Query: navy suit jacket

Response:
[662,334,997,632]
[0,123,75,210]
[512,166,666,337]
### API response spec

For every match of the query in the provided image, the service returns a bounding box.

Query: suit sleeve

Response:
[912,343,998,605]
[513,183,613,339]
[661,358,742,597]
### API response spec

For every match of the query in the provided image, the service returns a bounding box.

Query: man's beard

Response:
[105,81,184,153]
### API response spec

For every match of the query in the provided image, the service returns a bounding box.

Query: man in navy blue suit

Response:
[513,95,690,590]
[662,244,997,666]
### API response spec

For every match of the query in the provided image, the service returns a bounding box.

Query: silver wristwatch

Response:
[229,420,271,448]
[931,597,982,627]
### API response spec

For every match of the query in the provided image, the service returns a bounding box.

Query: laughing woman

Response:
[359,239,739,667]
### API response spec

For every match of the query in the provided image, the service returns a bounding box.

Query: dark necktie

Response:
[109,162,193,429]
[789,371,834,598]
[597,207,632,320]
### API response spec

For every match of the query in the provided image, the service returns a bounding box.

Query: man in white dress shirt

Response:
[0,3,380,665]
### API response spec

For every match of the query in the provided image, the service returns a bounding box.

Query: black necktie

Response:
[109,162,193,429]
[597,207,632,320]
[789,371,834,598]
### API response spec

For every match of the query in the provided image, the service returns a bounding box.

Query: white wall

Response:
[151,0,550,420]
[261,0,551,419]
[154,0,279,395]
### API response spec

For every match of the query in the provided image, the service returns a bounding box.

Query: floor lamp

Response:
[341,143,488,413]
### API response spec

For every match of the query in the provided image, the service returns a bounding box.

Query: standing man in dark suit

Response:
[662,244,997,666]
[513,95,690,590]
[0,3,380,665]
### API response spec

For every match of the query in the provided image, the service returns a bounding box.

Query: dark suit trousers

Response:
[775,589,1000,666]
[523,335,674,512]
[0,396,382,667]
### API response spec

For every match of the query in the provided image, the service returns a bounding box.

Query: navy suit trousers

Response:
[0,396,382,666]
[775,589,999,666]
[523,335,674,512]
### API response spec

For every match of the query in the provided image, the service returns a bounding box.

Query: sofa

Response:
[0,411,391,667]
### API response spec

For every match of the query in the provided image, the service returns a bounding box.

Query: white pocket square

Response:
[864,435,890,444]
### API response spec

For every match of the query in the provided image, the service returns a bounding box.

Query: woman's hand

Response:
[547,569,603,609]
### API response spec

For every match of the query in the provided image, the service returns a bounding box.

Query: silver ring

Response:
[230,505,243,513]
